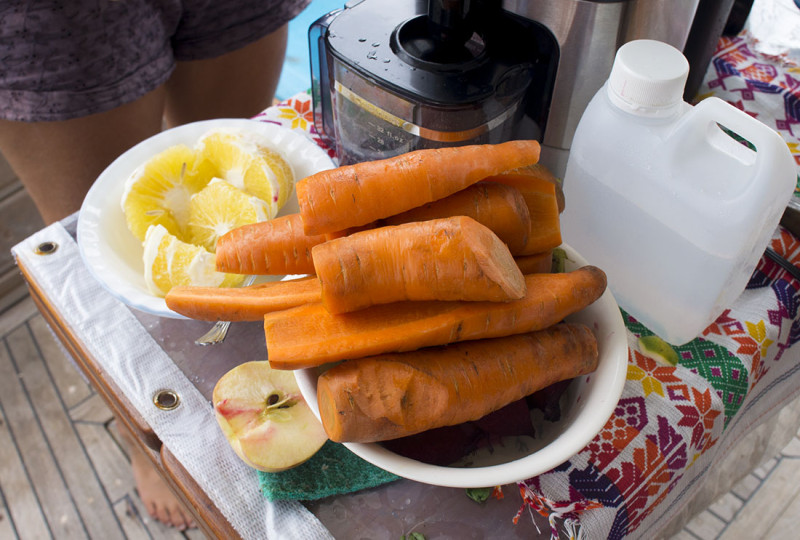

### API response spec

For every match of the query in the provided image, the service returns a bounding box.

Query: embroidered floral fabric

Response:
[254,29,800,538]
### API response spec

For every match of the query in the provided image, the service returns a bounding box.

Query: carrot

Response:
[323,221,378,241]
[500,163,565,213]
[486,173,562,255]
[265,265,606,369]
[312,216,526,314]
[514,250,553,274]
[165,276,321,321]
[297,140,541,235]
[382,182,530,254]
[316,323,598,443]
[215,213,326,276]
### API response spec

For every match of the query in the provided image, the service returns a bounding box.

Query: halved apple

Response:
[213,360,327,472]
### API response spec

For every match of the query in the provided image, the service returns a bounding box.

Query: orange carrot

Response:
[382,182,530,254]
[316,323,598,443]
[165,276,321,321]
[215,213,326,276]
[265,265,606,370]
[323,222,375,241]
[500,163,565,213]
[312,216,525,314]
[487,173,562,255]
[514,250,553,274]
[297,140,541,235]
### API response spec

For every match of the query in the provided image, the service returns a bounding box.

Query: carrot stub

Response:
[215,213,327,276]
[382,182,531,254]
[296,140,541,235]
[165,276,321,321]
[265,265,607,370]
[487,172,562,255]
[312,216,526,314]
[498,163,565,213]
[316,323,599,443]
[514,250,553,274]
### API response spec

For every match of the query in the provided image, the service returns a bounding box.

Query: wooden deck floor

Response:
[0,297,206,540]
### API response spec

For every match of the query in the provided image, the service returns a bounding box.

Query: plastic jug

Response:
[561,39,797,345]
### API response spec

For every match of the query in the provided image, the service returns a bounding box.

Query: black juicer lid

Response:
[325,0,535,107]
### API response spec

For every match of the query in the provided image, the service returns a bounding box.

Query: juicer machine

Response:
[310,0,740,176]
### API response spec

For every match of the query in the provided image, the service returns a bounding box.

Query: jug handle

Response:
[689,97,796,194]
[308,10,342,145]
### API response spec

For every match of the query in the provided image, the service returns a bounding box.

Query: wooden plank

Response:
[73,420,134,503]
[5,324,123,540]
[721,458,800,539]
[115,494,187,540]
[0,335,72,539]
[28,315,92,409]
[114,495,153,540]
[685,509,726,539]
[0,384,44,540]
[0,271,29,316]
[766,473,800,537]
[185,525,209,539]
[69,393,114,424]
[108,418,126,452]
[0,296,37,337]
[0,503,18,540]
[707,491,743,522]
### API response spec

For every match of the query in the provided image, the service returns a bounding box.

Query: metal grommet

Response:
[34,241,59,255]
[153,389,180,411]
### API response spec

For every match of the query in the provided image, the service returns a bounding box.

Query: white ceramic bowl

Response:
[295,243,628,488]
[77,119,335,318]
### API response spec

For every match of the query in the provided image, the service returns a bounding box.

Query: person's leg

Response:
[117,422,195,531]
[0,86,166,224]
[164,24,289,126]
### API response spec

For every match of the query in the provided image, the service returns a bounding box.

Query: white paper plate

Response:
[77,119,335,318]
[295,243,628,488]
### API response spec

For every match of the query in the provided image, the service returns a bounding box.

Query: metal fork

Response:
[194,275,256,346]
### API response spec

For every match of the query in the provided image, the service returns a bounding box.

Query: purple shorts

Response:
[0,0,312,122]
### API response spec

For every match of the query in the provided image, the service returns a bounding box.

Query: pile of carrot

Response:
[165,140,607,447]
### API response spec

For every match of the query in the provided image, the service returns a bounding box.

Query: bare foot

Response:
[129,442,197,530]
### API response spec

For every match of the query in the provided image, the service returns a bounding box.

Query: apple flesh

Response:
[213,361,328,472]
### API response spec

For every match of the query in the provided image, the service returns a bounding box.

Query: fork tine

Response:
[195,321,232,346]
[193,275,256,346]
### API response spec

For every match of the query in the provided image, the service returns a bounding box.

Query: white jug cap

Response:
[607,39,690,116]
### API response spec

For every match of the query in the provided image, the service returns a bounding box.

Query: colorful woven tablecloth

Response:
[252,28,800,539]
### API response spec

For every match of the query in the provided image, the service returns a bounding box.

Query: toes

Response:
[175,506,197,530]
[155,504,171,527]
[169,507,189,531]
[145,499,158,520]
